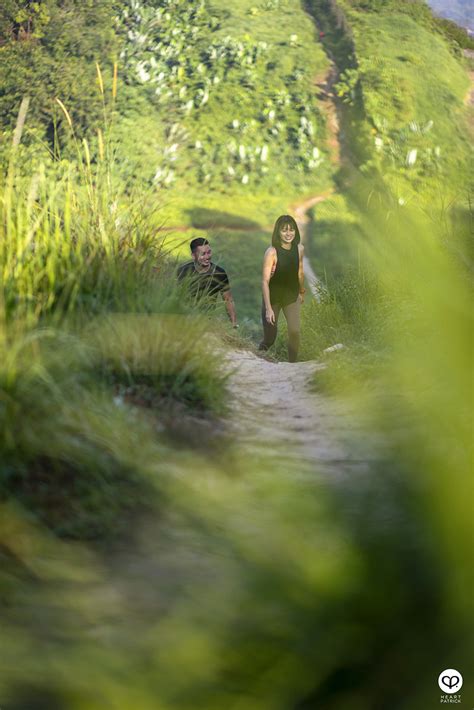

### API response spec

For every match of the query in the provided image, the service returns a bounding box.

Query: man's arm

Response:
[222,289,238,327]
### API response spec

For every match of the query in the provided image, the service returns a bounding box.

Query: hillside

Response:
[117,0,331,199]
[1,0,471,224]
[0,2,473,707]
[0,0,335,228]
[310,0,471,197]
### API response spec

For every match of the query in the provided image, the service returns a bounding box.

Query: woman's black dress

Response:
[269,242,299,306]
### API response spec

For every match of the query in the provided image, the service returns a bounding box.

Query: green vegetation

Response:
[0,0,118,159]
[353,14,469,189]
[433,15,474,50]
[310,0,472,203]
[116,0,331,199]
[0,93,231,541]
[0,0,473,706]
[0,312,228,539]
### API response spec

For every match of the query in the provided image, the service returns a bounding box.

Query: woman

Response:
[259,214,305,362]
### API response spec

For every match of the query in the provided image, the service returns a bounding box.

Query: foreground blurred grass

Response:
[307,181,473,681]
[1,102,473,709]
[0,106,233,544]
[0,315,228,540]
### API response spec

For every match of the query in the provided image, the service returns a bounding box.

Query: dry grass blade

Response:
[96,62,104,97]
[83,139,91,171]
[12,97,30,148]
[112,62,118,101]
[97,129,104,161]
[55,98,73,130]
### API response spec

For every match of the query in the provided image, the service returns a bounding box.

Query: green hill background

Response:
[0,1,472,707]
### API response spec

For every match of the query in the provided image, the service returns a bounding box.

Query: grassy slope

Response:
[299,13,473,681]
[353,12,470,195]
[136,0,335,323]
[115,0,332,228]
[344,2,470,189]
[168,0,472,327]
[355,14,468,123]
[1,6,472,705]
[181,0,330,199]
[306,0,472,289]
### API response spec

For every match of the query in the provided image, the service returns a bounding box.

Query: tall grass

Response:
[1,100,164,326]
[2,174,471,709]
[1,39,472,710]
[0,88,232,540]
[304,178,474,693]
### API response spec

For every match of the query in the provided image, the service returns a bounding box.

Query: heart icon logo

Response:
[438,668,463,694]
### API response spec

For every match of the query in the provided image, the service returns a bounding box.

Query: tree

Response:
[0,1,120,154]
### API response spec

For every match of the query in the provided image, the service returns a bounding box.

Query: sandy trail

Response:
[223,349,376,481]
[168,53,369,480]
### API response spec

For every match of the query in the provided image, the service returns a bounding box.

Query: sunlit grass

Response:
[0,8,472,707]
[307,178,473,611]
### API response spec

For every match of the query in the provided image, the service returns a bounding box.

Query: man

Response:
[177,237,238,327]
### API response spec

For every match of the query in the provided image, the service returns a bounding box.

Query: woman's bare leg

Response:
[282,299,301,362]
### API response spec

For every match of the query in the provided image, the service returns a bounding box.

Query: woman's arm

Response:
[262,247,276,324]
[298,244,305,302]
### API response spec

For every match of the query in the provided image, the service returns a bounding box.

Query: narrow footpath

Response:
[221,56,376,481]
[225,220,371,480]
[224,350,376,482]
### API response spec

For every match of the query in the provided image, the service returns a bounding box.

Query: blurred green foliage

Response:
[114,0,332,196]
[0,1,472,707]
[0,0,119,155]
[0,94,231,542]
[309,0,471,201]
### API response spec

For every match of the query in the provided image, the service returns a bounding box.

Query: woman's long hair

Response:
[271,215,301,247]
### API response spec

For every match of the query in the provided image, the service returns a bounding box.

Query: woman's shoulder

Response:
[297,243,304,255]
[264,246,277,258]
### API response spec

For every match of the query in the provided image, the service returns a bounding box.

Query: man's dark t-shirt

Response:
[177,261,230,300]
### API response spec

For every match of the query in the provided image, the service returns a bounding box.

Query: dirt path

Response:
[219,57,368,480]
[99,38,375,652]
[314,64,342,166]
[223,350,375,480]
[164,54,357,474]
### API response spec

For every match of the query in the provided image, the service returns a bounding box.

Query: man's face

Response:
[193,244,212,269]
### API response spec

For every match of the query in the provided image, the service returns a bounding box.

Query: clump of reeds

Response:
[0,70,168,327]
